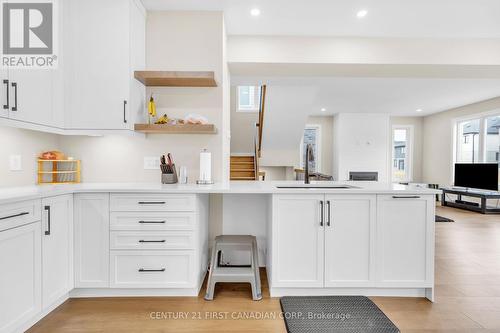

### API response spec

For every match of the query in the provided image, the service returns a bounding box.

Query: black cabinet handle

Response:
[3,79,8,109]
[319,200,324,226]
[326,200,331,227]
[138,220,166,224]
[123,100,127,123]
[138,201,166,205]
[392,195,420,199]
[0,211,29,220]
[11,82,17,111]
[138,268,165,272]
[139,240,166,243]
[44,205,51,235]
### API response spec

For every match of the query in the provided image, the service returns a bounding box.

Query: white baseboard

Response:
[270,287,432,301]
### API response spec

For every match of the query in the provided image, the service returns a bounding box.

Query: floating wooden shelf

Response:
[133,71,217,87]
[134,123,217,134]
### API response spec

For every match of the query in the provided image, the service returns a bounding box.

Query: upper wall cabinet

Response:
[0,2,64,129]
[64,0,146,130]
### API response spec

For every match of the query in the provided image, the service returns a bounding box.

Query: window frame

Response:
[452,109,500,184]
[237,86,261,113]
[391,124,414,182]
[299,124,322,173]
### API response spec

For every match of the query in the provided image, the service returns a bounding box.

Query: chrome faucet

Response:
[305,144,315,184]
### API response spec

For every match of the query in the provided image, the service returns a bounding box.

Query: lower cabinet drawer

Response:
[0,199,41,232]
[110,250,195,288]
[110,231,195,250]
[110,212,195,231]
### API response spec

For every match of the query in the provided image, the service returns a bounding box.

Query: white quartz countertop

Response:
[0,181,440,205]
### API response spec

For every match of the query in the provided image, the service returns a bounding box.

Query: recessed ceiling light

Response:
[416,108,423,112]
[356,10,368,18]
[250,8,260,17]
[321,108,327,112]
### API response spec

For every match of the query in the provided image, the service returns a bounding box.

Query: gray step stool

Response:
[204,235,262,301]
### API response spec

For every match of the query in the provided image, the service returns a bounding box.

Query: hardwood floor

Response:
[28,206,500,333]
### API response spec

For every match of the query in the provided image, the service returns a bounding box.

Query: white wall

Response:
[390,116,424,182]
[0,127,60,187]
[228,36,500,66]
[422,96,500,186]
[259,86,318,166]
[333,113,390,182]
[58,11,229,183]
[230,86,258,154]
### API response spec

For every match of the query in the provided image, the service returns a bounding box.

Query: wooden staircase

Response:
[230,156,256,180]
[230,85,267,181]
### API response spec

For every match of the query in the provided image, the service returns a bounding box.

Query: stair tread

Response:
[230,177,256,180]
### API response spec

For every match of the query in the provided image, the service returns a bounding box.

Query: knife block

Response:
[161,164,178,184]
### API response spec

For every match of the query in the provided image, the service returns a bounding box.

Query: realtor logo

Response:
[1,0,57,68]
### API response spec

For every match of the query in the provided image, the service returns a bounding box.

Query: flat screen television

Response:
[454,163,499,191]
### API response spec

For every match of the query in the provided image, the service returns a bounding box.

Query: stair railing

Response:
[254,85,266,180]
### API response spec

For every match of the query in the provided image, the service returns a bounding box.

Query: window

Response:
[392,126,413,182]
[237,86,261,112]
[456,118,480,163]
[300,125,322,173]
[454,112,500,183]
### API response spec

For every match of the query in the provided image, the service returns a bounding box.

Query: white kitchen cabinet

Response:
[74,193,110,288]
[324,195,376,287]
[376,194,434,287]
[41,195,73,309]
[64,0,145,130]
[7,70,55,127]
[0,222,42,333]
[271,194,324,287]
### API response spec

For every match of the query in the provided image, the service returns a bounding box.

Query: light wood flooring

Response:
[28,206,500,332]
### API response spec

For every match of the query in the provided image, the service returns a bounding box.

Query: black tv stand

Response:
[441,187,500,214]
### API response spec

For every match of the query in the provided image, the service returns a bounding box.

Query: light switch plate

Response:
[143,156,160,170]
[9,155,22,171]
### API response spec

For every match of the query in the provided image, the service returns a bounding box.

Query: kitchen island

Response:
[0,181,437,333]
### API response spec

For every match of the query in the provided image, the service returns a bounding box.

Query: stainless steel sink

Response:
[276,184,359,189]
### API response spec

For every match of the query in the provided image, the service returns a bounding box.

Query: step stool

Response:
[204,235,262,301]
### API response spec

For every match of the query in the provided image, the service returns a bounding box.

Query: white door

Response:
[376,194,435,287]
[324,195,376,287]
[41,194,73,309]
[64,0,130,129]
[74,193,110,287]
[8,69,55,126]
[0,222,42,333]
[272,194,324,287]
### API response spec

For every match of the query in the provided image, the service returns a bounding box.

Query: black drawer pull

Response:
[139,240,166,243]
[138,201,166,205]
[44,205,51,235]
[11,82,17,111]
[138,220,166,224]
[138,268,165,272]
[392,196,420,199]
[0,211,29,220]
[3,79,9,109]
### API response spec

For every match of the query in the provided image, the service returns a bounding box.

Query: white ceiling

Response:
[142,0,500,38]
[231,77,500,116]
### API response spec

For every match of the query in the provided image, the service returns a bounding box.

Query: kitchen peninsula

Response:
[0,181,437,332]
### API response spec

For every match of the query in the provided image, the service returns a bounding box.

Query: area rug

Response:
[435,215,454,222]
[280,296,399,333]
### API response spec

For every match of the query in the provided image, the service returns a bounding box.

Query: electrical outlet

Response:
[9,155,22,171]
[143,156,160,170]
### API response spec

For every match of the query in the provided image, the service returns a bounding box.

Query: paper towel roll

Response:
[199,149,211,182]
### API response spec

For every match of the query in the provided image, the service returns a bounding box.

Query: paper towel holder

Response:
[197,148,214,185]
